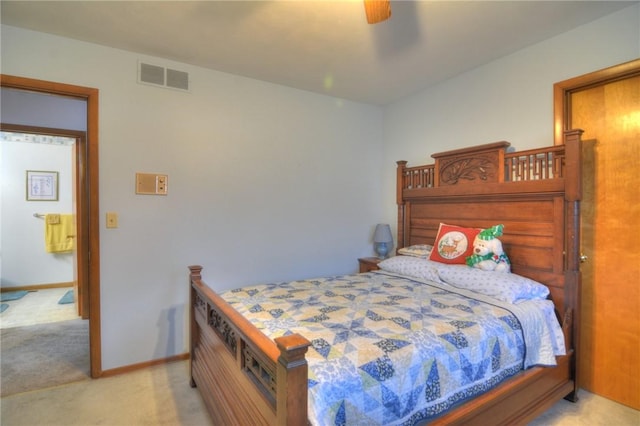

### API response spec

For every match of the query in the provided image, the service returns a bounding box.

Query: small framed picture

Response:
[26,170,59,201]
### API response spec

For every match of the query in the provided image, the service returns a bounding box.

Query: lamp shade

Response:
[373,224,393,243]
[373,224,393,259]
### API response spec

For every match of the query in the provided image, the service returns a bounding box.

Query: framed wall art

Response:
[26,170,59,201]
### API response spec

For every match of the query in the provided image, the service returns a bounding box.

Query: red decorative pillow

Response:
[429,223,480,264]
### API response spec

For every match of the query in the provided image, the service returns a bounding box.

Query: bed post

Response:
[562,129,583,402]
[397,161,408,249]
[188,265,203,388]
[275,335,311,426]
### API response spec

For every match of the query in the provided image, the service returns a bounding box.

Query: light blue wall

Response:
[382,4,640,231]
[1,25,384,369]
[0,87,87,130]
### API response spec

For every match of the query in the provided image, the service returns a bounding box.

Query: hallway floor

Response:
[0,287,79,329]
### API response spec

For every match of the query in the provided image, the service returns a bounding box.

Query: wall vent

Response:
[166,68,189,91]
[138,62,190,92]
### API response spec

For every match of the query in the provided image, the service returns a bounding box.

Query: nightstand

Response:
[358,257,383,273]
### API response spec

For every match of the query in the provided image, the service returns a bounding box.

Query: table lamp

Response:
[373,224,393,259]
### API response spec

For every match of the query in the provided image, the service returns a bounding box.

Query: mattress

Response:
[222,269,564,425]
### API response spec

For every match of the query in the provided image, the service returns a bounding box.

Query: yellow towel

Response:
[45,214,75,253]
[46,213,60,224]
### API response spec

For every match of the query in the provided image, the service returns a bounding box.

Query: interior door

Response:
[556,60,640,409]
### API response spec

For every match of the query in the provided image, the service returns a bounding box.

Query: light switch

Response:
[106,212,118,228]
[156,175,168,194]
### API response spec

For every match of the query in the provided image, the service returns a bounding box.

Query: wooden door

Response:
[555,60,640,409]
[72,133,90,319]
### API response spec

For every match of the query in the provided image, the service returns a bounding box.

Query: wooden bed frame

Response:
[189,129,583,425]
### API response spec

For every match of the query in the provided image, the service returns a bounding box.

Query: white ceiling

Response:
[1,1,636,105]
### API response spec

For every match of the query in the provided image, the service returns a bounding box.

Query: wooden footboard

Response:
[189,265,310,426]
[429,355,574,425]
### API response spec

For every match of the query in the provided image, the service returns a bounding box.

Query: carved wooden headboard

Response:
[395,130,583,323]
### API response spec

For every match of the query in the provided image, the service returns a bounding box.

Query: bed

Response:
[189,129,583,425]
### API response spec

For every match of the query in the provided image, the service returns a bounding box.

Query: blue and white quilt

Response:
[222,271,564,425]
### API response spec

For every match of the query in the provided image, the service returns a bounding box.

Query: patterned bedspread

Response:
[222,271,555,425]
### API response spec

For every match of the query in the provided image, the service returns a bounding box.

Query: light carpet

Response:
[1,360,211,426]
[1,359,638,425]
[0,318,90,396]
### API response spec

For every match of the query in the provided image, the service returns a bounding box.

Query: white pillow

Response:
[397,244,433,259]
[378,256,441,282]
[435,264,549,304]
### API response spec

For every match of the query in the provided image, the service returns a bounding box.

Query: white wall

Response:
[0,137,74,287]
[382,4,640,229]
[1,25,384,369]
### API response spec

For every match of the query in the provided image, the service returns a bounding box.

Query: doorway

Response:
[554,59,640,409]
[1,74,102,378]
[1,126,86,319]
[0,127,89,395]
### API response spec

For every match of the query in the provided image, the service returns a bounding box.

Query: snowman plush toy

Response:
[465,224,511,273]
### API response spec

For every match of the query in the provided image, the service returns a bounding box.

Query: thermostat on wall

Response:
[136,173,168,195]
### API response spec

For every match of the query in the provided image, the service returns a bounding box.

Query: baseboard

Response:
[1,282,75,292]
[100,353,189,378]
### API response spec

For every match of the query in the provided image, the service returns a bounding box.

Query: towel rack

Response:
[33,213,46,218]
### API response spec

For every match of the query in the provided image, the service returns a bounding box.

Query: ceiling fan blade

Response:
[364,0,391,24]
